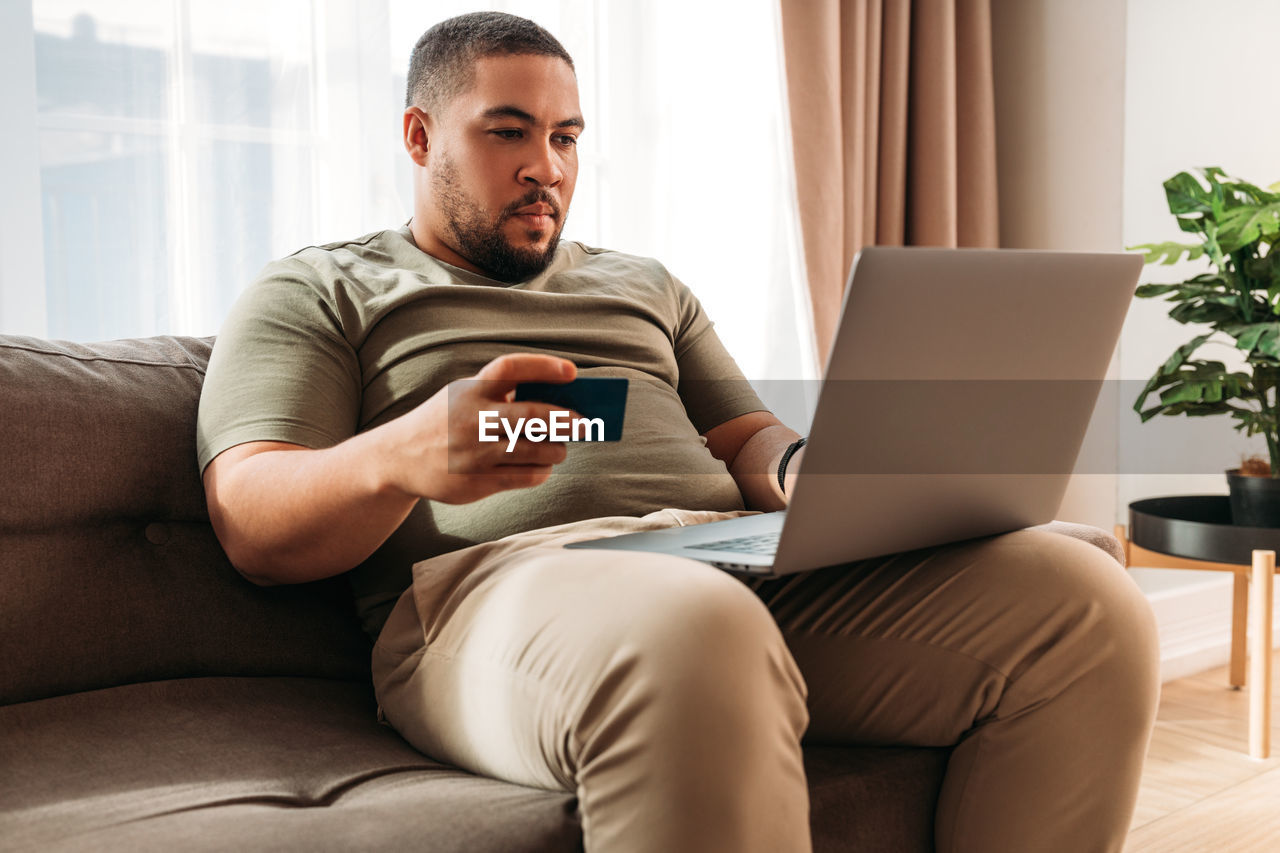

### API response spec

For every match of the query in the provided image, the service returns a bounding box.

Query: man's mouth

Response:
[512,203,557,230]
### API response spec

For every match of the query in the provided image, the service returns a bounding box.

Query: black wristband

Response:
[777,437,807,494]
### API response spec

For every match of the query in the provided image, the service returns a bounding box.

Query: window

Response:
[3,0,814,384]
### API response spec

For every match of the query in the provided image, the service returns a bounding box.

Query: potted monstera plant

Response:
[1132,167,1280,525]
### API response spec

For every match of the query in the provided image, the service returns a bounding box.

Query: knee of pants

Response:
[1006,529,1161,722]
[545,554,810,740]
[640,563,802,680]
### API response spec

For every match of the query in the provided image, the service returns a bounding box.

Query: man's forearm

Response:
[727,423,801,512]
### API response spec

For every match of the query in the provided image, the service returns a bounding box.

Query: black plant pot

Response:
[1226,468,1280,527]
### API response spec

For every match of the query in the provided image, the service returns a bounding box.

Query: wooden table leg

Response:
[1114,524,1130,566]
[1249,550,1274,760]
[1231,572,1248,689]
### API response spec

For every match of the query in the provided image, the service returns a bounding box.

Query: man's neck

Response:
[407,218,488,276]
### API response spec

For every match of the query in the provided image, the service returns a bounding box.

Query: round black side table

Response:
[1116,496,1276,759]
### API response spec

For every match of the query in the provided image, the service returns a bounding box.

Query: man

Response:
[198,12,1159,853]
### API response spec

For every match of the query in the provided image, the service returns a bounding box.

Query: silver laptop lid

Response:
[773,247,1141,572]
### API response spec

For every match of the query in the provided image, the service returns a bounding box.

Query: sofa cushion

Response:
[806,746,947,852]
[0,676,582,852]
[0,336,371,705]
[0,676,946,852]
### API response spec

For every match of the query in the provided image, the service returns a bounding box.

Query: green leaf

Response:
[1158,333,1214,375]
[1187,272,1231,284]
[1129,241,1206,265]
[1181,363,1250,392]
[1147,400,1238,418]
[1224,177,1280,205]
[1184,401,1238,415]
[1175,215,1208,235]
[1134,348,1257,421]
[1165,171,1214,214]
[1163,172,1216,235]
[1228,323,1269,351]
[1168,301,1247,326]
[1217,202,1280,251]
[1160,380,1225,404]
[1135,281,1232,301]
[1250,257,1276,286]
[1135,282,1183,297]
[1258,326,1280,359]
[1135,334,1217,415]
[1222,322,1280,357]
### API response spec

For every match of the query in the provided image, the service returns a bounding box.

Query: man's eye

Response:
[493,129,522,139]
[558,135,579,147]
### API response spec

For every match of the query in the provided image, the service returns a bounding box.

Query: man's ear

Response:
[403,106,431,166]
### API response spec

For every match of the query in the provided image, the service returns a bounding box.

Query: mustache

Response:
[501,189,561,220]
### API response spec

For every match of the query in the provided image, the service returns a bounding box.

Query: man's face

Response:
[410,54,582,282]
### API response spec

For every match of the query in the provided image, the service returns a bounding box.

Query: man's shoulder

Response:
[280,227,414,275]
[557,241,680,290]
[562,240,660,267]
[251,226,439,305]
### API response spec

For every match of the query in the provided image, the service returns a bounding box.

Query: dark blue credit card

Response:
[514,377,627,441]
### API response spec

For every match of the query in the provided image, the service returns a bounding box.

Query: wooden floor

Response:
[1126,654,1280,851]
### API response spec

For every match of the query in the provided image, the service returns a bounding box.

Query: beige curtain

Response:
[779,0,999,360]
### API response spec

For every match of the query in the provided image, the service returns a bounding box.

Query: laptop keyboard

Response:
[687,531,780,555]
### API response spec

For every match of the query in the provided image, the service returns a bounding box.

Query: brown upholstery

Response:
[0,678,581,852]
[0,336,370,706]
[0,334,949,851]
[0,676,948,852]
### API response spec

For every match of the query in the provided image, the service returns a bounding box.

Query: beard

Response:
[432,158,565,283]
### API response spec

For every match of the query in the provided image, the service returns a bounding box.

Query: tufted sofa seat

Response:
[0,334,955,851]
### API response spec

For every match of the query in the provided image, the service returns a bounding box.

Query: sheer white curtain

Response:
[4,0,400,341]
[1,0,816,396]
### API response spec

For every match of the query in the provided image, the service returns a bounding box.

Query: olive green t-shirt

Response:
[197,225,766,638]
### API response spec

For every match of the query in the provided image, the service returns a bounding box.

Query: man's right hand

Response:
[203,352,579,586]
[379,353,580,504]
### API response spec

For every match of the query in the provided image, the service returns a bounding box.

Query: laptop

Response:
[566,246,1142,578]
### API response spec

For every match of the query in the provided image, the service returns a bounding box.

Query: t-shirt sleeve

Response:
[669,278,768,433]
[196,260,362,473]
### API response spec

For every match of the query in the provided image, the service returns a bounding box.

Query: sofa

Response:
[0,333,1115,851]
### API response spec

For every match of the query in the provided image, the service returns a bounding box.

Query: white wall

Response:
[990,0,1128,531]
[993,0,1280,535]
[1119,0,1280,518]
[1119,0,1280,677]
[994,0,1280,680]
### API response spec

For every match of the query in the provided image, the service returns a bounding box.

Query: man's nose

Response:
[519,139,564,188]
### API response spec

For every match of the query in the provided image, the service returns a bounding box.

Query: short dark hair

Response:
[406,12,575,112]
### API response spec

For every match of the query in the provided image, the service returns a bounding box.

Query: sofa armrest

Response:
[1030,520,1126,567]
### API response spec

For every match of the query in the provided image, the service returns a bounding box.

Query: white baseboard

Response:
[1143,574,1280,683]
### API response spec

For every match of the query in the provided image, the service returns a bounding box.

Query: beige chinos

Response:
[372,509,1160,853]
